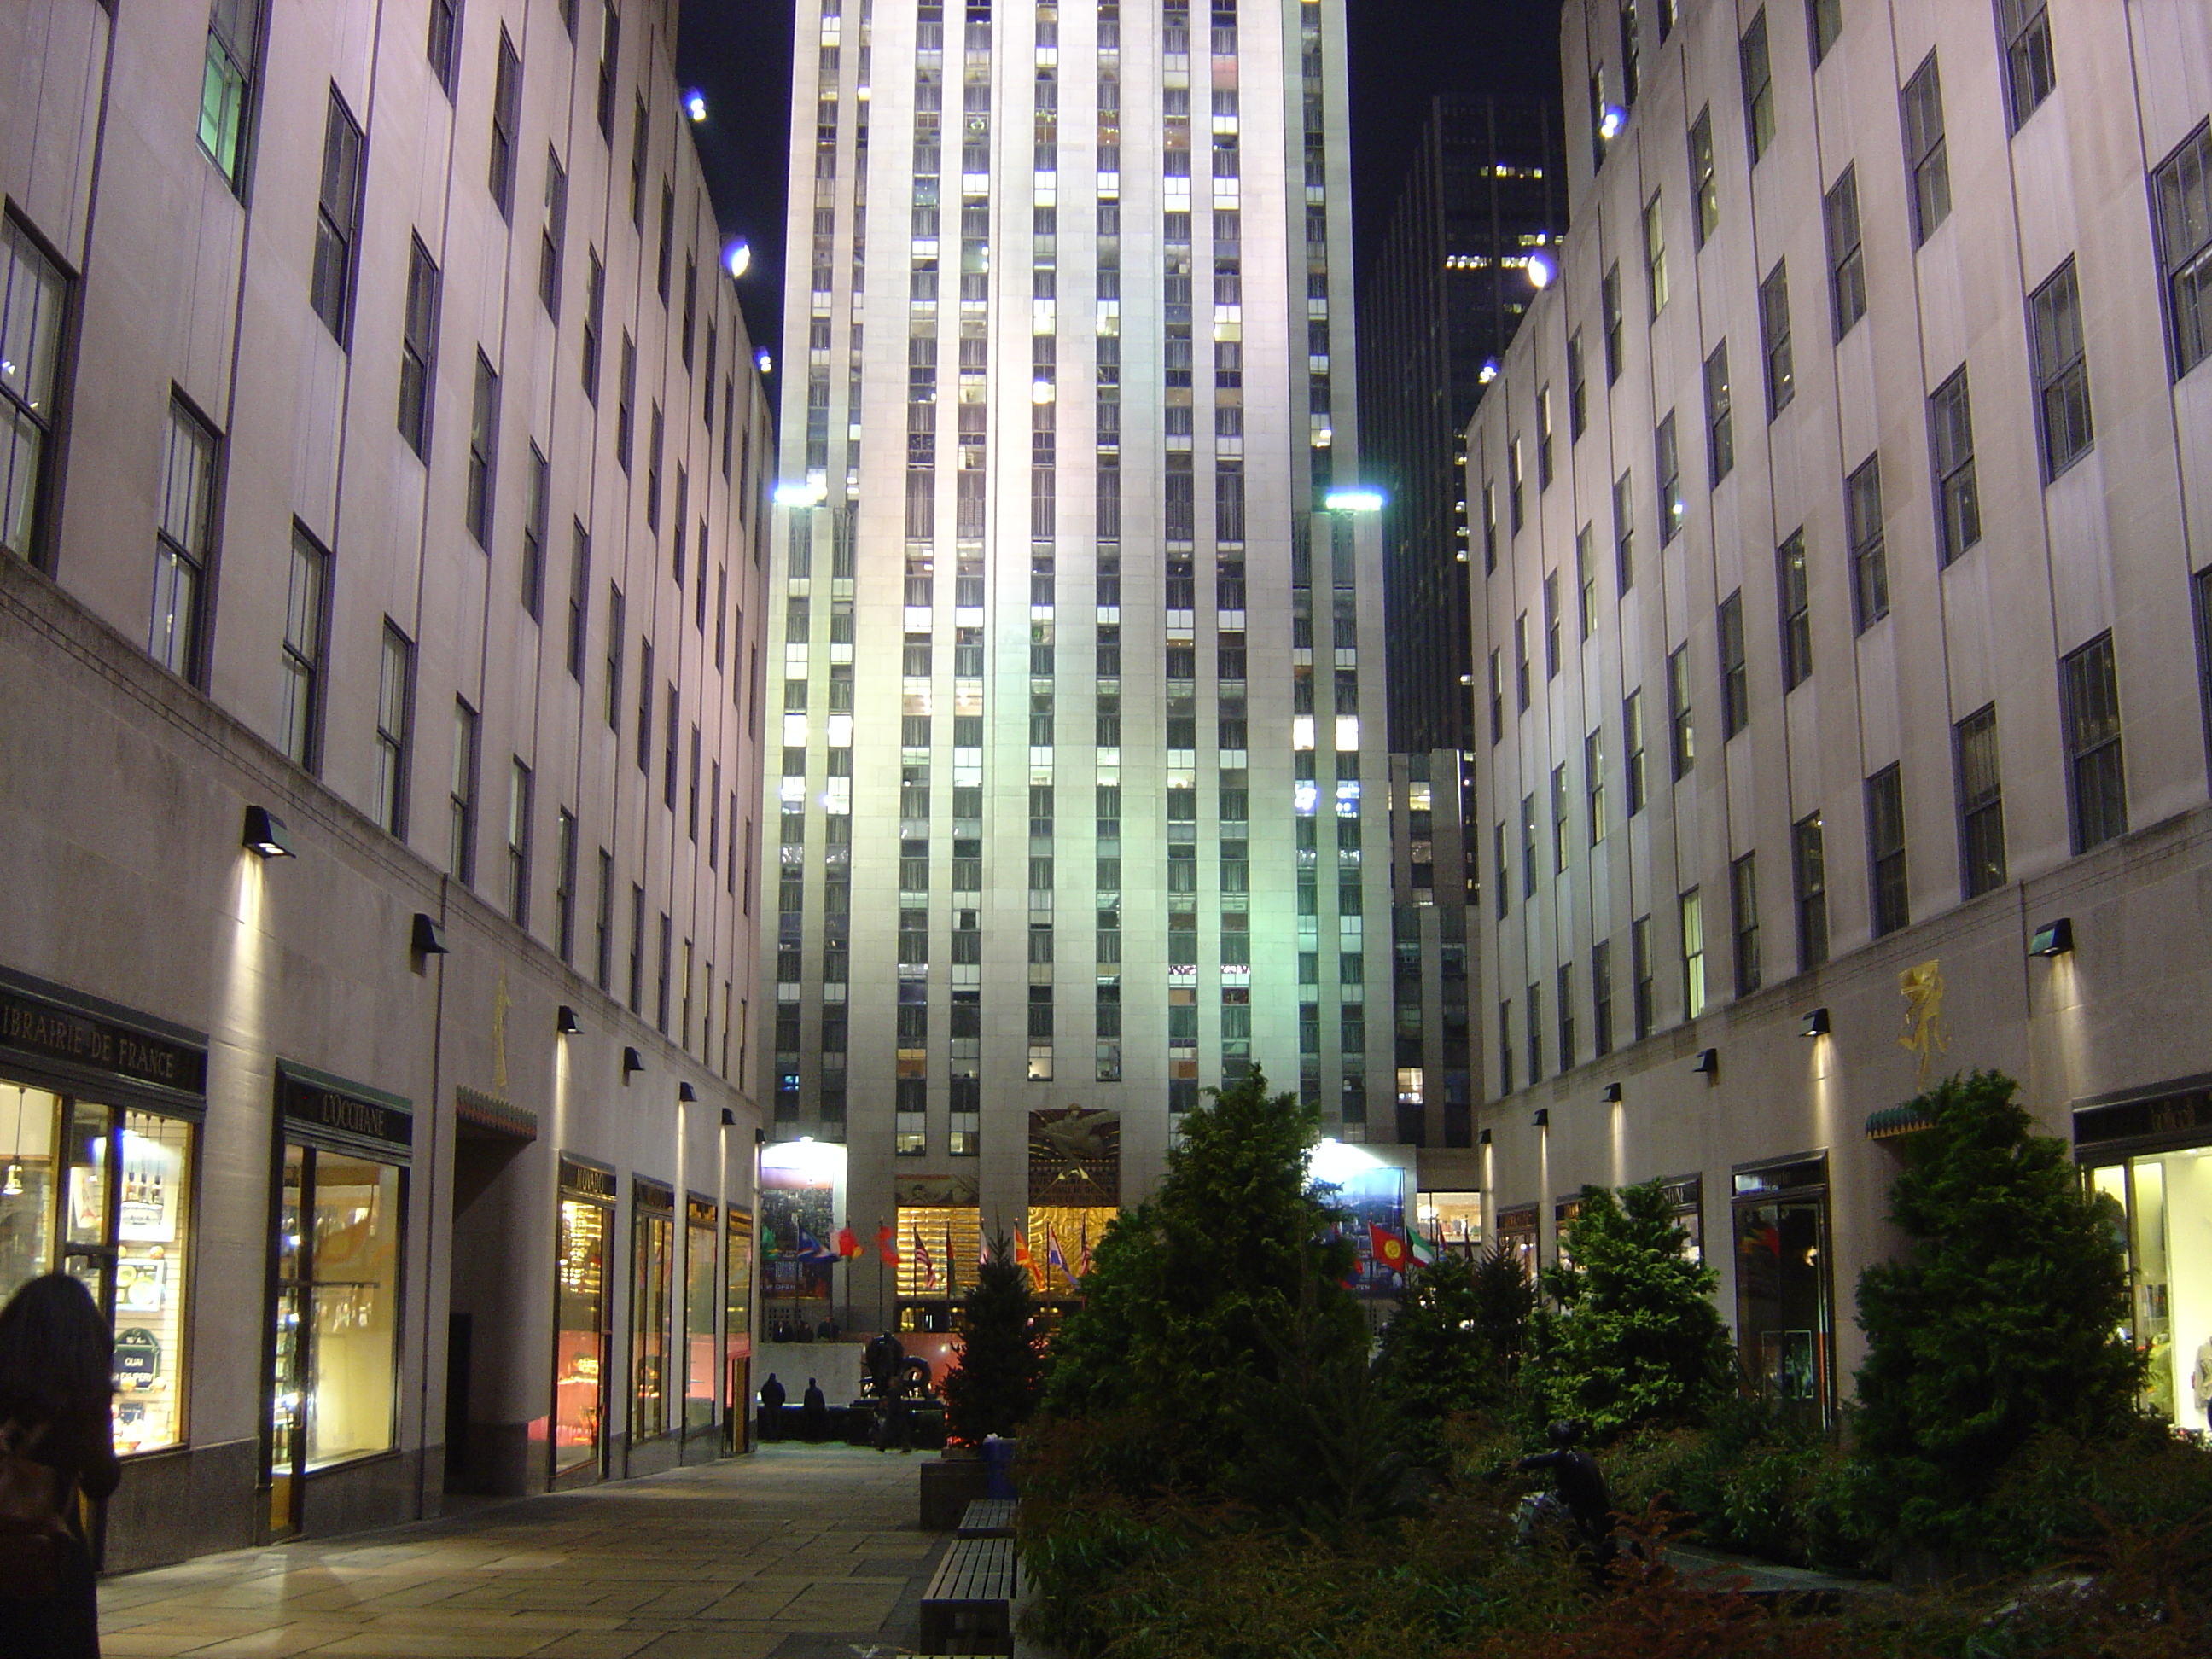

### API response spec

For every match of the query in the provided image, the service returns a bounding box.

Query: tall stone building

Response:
[0,0,771,1563]
[1471,0,2212,1429]
[1361,95,1563,754]
[763,0,1393,1330]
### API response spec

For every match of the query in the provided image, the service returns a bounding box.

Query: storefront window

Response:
[684,1197,717,1431]
[1732,1156,1833,1427]
[724,1207,752,1453]
[554,1184,611,1479]
[266,1068,411,1539]
[2088,1150,2212,1429]
[1494,1203,1539,1279]
[3,1086,195,1456]
[1414,1190,1482,1250]
[631,1181,673,1443]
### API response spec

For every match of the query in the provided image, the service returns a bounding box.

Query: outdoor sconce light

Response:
[721,1108,737,1127]
[1692,1048,1720,1078]
[556,1005,581,1034]
[621,1045,645,1080]
[754,1126,767,1144]
[242,806,294,859]
[678,1081,698,1103]
[1531,1108,1550,1128]
[2029,917,2074,958]
[1800,1007,1831,1038]
[1598,103,1627,141]
[410,914,449,955]
[1602,1083,1623,1103]
[1477,1128,1493,1145]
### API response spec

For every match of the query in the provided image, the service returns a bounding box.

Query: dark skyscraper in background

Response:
[1361,95,1563,754]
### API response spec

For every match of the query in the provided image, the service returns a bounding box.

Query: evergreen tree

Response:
[941,1232,1046,1444]
[1538,1181,1735,1436]
[1374,1244,1531,1456]
[1040,1067,1357,1480]
[1854,1071,2140,1535]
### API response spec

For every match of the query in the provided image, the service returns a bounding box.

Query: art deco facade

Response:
[1361,96,1563,754]
[765,0,1392,1330]
[1,0,771,1563]
[1471,0,2212,1427]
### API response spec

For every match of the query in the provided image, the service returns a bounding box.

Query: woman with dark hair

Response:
[0,1273,119,1656]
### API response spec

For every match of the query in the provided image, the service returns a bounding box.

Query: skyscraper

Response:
[1361,96,1563,755]
[765,0,1391,1330]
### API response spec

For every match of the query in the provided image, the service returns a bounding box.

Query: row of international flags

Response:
[762,1217,1443,1288]
[760,1220,1099,1291]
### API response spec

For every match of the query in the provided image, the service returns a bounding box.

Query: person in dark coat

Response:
[1506,1419,1619,1580]
[0,1273,121,1658]
[757,1373,787,1441]
[800,1377,829,1442]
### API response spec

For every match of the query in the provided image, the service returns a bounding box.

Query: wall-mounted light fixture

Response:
[1799,1007,1831,1038]
[1531,1108,1550,1128]
[1477,1128,1493,1146]
[242,806,294,859]
[720,1108,736,1127]
[2029,917,2074,958]
[1601,1082,1623,1103]
[621,1046,644,1080]
[411,914,449,955]
[1692,1048,1720,1078]
[678,1081,698,1103]
[556,1005,581,1034]
[1598,103,1627,141]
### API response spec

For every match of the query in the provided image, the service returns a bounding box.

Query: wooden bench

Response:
[956,1497,1018,1539]
[918,1534,1018,1655]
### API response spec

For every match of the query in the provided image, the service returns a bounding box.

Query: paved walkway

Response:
[98,1445,947,1658]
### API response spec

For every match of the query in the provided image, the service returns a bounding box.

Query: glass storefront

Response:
[1732,1155,1833,1427]
[684,1196,717,1432]
[552,1155,615,1481]
[724,1207,751,1453]
[1494,1203,1539,1278]
[631,1179,674,1445]
[266,1067,410,1539]
[1,1080,196,1455]
[1414,1190,1482,1251]
[2075,1079,2212,1431]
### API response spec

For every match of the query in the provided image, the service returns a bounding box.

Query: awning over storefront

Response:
[1864,1103,1932,1141]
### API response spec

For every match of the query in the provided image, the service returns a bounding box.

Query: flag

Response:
[1075,1220,1093,1279]
[1013,1228,1044,1289]
[835,1226,862,1259]
[1045,1225,1068,1284]
[911,1226,939,1290]
[760,1224,778,1259]
[876,1224,900,1267]
[1409,1229,1437,1267]
[1369,1222,1411,1275]
[795,1228,838,1263]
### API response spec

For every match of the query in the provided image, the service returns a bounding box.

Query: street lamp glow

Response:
[1526,249,1557,288]
[755,348,773,374]
[774,480,827,508]
[1324,486,1385,513]
[684,89,708,123]
[724,239,752,278]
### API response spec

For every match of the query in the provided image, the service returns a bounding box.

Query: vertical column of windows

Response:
[1095,17,1124,1086]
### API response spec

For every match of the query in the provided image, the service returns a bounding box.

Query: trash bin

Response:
[981,1434,1016,1499]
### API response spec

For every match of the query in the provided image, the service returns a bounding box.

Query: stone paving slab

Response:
[98,1445,945,1657]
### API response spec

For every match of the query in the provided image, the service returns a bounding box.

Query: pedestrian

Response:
[757,1373,786,1442]
[800,1377,828,1443]
[885,1389,915,1455]
[0,1273,122,1658]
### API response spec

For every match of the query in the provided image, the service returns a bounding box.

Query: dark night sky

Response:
[676,0,1563,364]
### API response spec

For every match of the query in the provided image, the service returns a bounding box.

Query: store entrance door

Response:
[445,1120,533,1494]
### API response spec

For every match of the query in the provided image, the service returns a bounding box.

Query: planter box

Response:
[921,1457,993,1530]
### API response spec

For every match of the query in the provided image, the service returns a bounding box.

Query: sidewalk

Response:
[97,1444,946,1658]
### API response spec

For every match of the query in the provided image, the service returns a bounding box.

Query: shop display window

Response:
[553,1191,611,1478]
[1732,1156,1833,1427]
[1414,1190,1482,1250]
[2088,1149,2212,1430]
[2,1084,195,1455]
[1494,1203,1539,1279]
[631,1182,674,1443]
[684,1198,717,1430]
[269,1143,405,1534]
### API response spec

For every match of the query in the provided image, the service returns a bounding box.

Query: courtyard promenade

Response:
[96,1445,945,1658]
